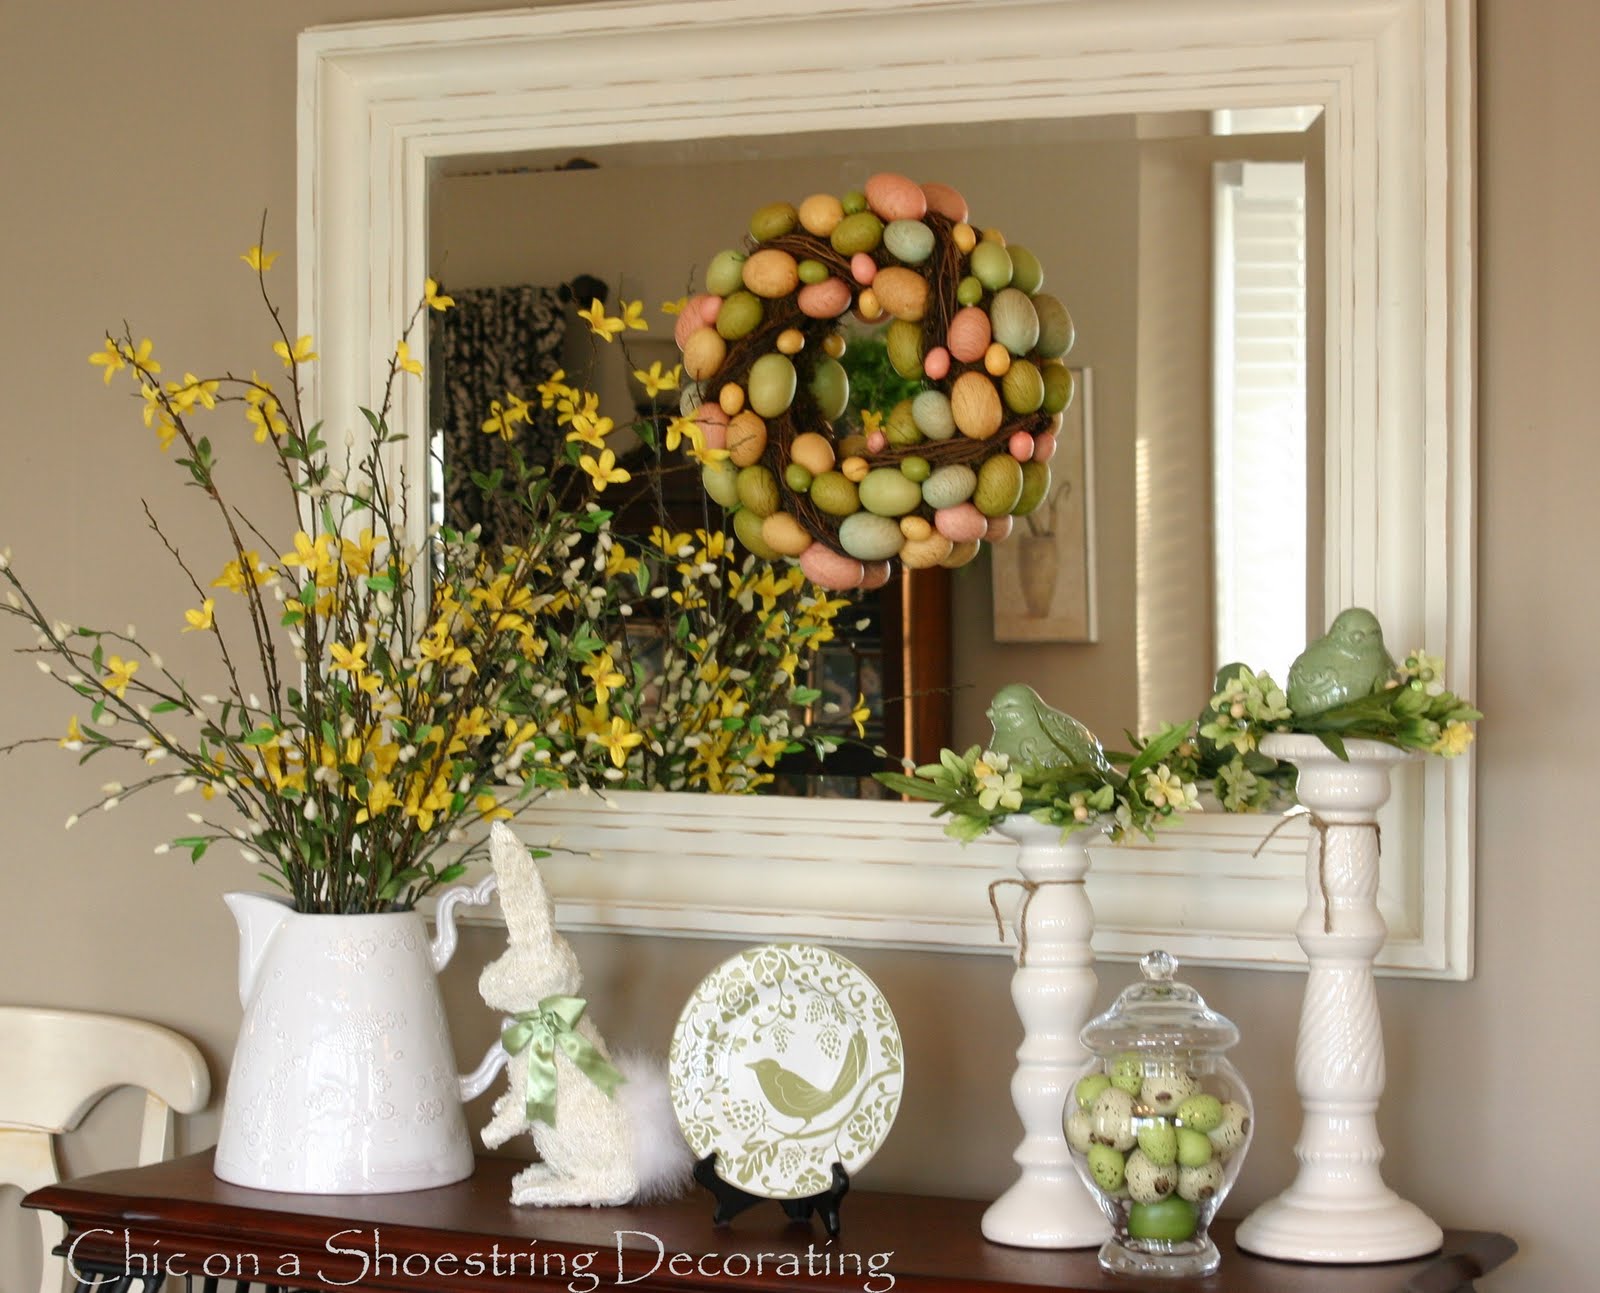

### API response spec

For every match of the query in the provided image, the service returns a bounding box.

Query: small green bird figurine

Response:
[985,683,1112,774]
[1285,608,1397,717]
[747,1031,866,1123]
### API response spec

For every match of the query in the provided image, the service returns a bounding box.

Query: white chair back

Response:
[0,1007,209,1293]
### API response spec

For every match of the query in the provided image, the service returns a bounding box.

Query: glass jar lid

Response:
[1080,950,1240,1055]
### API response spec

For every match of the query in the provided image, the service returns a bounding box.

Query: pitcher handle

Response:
[429,872,498,973]
[459,1036,509,1102]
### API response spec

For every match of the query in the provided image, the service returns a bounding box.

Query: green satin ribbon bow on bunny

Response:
[500,995,625,1126]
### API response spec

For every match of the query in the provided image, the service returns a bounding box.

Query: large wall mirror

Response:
[299,0,1475,977]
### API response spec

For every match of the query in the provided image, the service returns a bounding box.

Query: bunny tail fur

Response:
[615,1052,694,1202]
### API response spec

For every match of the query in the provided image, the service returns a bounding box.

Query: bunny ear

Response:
[488,822,566,955]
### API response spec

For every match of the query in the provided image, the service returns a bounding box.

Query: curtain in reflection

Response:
[430,283,578,551]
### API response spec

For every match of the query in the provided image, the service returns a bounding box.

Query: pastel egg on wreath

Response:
[1008,430,1036,462]
[1034,293,1076,358]
[989,287,1041,355]
[942,538,981,569]
[1014,461,1053,515]
[884,218,936,265]
[749,201,799,242]
[679,380,705,417]
[799,542,865,591]
[974,454,1025,516]
[784,462,813,492]
[1032,430,1058,463]
[921,180,969,223]
[789,431,836,476]
[865,430,888,454]
[776,328,806,356]
[952,222,978,254]
[810,470,860,517]
[1008,244,1045,294]
[761,511,814,558]
[822,332,847,358]
[983,342,1012,378]
[717,383,745,416]
[742,248,801,299]
[935,502,988,544]
[922,346,951,381]
[746,352,797,417]
[681,327,728,381]
[692,401,729,447]
[872,266,929,322]
[900,531,954,569]
[850,252,878,286]
[854,289,884,322]
[798,277,852,319]
[864,171,928,222]
[947,306,992,364]
[809,357,850,420]
[956,274,984,306]
[702,459,741,508]
[884,399,922,448]
[838,511,906,562]
[970,239,1014,291]
[726,410,768,467]
[840,455,870,484]
[1042,361,1076,413]
[922,462,977,509]
[859,467,923,517]
[733,508,780,560]
[1002,359,1045,415]
[899,455,932,484]
[797,258,830,285]
[736,464,780,517]
[841,189,868,215]
[674,294,719,348]
[912,390,957,441]
[706,249,747,297]
[860,560,894,591]
[886,319,925,379]
[831,210,884,256]
[715,290,764,341]
[900,515,934,541]
[799,192,846,237]
[950,370,1003,439]
[985,514,1014,543]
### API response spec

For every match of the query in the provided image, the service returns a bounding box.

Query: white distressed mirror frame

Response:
[298,0,1475,977]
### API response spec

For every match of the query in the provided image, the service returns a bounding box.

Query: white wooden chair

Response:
[0,1007,209,1293]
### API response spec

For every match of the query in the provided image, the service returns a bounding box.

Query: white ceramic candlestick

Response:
[1237,735,1443,1263]
[981,816,1110,1249]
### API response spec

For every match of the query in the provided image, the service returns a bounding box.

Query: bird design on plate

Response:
[986,682,1112,774]
[1285,608,1396,717]
[747,1029,867,1126]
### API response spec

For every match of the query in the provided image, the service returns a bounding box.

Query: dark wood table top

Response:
[26,1152,1515,1293]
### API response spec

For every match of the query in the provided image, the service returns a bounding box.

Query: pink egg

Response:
[693,402,729,450]
[851,252,878,286]
[866,430,888,454]
[699,295,722,323]
[923,346,951,381]
[864,172,928,222]
[674,295,718,349]
[921,181,970,223]
[799,542,865,591]
[1032,431,1058,463]
[985,514,1014,543]
[934,503,988,544]
[946,306,992,364]
[859,561,893,591]
[797,277,853,319]
[1009,431,1035,462]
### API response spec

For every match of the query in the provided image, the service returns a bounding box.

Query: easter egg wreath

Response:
[672,171,1077,591]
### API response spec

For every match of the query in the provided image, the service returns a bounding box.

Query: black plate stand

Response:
[693,1153,851,1238]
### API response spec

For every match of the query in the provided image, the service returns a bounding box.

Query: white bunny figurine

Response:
[478,822,691,1206]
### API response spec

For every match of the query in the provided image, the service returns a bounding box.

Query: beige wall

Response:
[0,2,1587,1289]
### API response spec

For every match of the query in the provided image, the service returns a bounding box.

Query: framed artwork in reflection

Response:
[991,367,1096,643]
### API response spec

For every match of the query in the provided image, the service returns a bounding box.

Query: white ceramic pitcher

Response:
[213,877,506,1194]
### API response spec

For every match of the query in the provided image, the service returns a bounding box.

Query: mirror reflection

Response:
[426,108,1323,791]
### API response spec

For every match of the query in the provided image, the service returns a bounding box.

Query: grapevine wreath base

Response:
[672,171,1076,591]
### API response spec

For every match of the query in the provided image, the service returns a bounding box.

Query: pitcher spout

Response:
[224,891,294,1008]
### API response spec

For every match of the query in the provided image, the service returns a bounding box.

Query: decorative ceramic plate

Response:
[669,943,903,1200]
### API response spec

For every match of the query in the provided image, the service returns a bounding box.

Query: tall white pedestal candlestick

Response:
[981,816,1110,1250]
[1237,736,1443,1263]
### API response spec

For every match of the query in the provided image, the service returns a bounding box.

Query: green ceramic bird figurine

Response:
[985,683,1113,774]
[747,1031,866,1123]
[1285,608,1397,717]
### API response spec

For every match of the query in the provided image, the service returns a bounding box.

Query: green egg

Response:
[922,463,977,510]
[784,462,814,492]
[841,190,869,215]
[1033,292,1076,358]
[1176,1128,1214,1168]
[809,358,850,421]
[884,398,922,448]
[1110,1054,1145,1096]
[883,218,936,265]
[702,459,740,509]
[1041,362,1076,415]
[1008,244,1044,294]
[733,506,780,558]
[810,470,860,517]
[1176,1093,1224,1133]
[736,464,780,518]
[970,240,1014,291]
[749,201,799,242]
[1087,1144,1126,1193]
[1013,461,1052,516]
[798,258,830,285]
[1001,359,1045,415]
[900,455,931,484]
[747,353,798,418]
[956,275,985,307]
[886,319,925,379]
[989,287,1040,355]
[830,211,884,257]
[1074,1073,1112,1111]
[1137,1120,1179,1167]
[715,290,764,341]
[858,467,924,517]
[974,455,1024,517]
[838,511,905,561]
[706,249,748,297]
[912,390,956,441]
[1127,1197,1197,1242]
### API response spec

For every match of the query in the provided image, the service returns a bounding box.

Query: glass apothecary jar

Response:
[1064,951,1253,1278]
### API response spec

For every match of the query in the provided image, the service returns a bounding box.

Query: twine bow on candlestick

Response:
[1253,811,1382,934]
[501,994,624,1126]
[987,876,1085,967]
